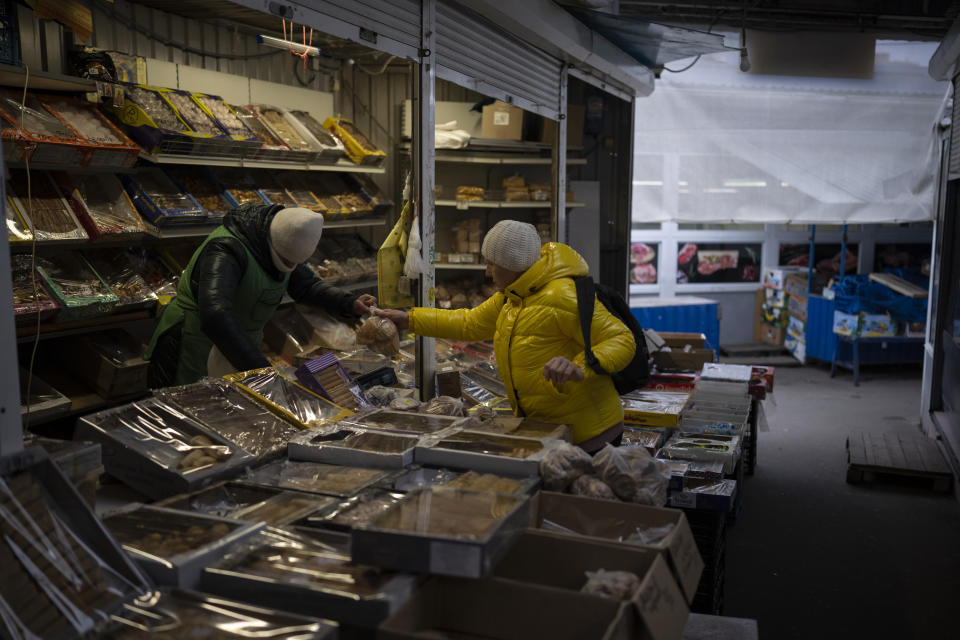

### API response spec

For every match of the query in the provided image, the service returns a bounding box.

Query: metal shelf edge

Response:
[141,153,386,174]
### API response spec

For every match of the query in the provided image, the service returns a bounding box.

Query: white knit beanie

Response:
[269,207,324,269]
[481,220,542,272]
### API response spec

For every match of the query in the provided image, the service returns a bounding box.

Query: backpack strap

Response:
[574,276,608,375]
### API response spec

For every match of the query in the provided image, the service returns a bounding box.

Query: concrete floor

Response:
[724,364,960,640]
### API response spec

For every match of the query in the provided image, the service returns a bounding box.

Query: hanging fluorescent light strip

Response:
[257,34,321,57]
[723,180,767,187]
[703,188,738,194]
[633,180,663,186]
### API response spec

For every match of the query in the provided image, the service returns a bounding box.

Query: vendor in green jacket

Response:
[146,203,375,387]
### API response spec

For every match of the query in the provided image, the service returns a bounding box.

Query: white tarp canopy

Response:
[633,40,949,224]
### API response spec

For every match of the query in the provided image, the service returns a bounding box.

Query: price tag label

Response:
[456,201,468,211]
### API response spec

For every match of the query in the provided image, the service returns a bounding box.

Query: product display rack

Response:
[140,153,388,174]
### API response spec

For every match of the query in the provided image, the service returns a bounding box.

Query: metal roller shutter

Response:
[290,0,422,57]
[435,1,563,120]
[950,76,960,180]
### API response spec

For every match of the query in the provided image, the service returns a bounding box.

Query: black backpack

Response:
[574,276,650,394]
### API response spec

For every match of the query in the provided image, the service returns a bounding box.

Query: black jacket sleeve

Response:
[287,265,359,318]
[192,238,271,372]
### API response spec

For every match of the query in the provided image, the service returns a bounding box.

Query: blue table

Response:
[629,296,720,352]
[830,335,924,385]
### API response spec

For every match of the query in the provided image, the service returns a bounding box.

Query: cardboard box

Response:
[667,478,738,512]
[833,310,860,336]
[493,530,689,640]
[859,312,896,337]
[658,332,707,349]
[481,100,524,140]
[415,432,547,476]
[788,293,808,321]
[540,104,585,148]
[763,266,807,289]
[787,337,806,363]
[379,576,634,640]
[527,492,703,604]
[351,487,532,578]
[65,329,148,398]
[762,303,790,327]
[652,349,716,372]
[288,427,417,469]
[758,323,786,346]
[906,321,926,337]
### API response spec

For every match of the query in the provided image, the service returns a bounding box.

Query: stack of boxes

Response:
[759,266,805,347]
[783,273,809,362]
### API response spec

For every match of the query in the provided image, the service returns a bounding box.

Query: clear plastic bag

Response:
[231,367,347,427]
[299,306,358,351]
[421,395,465,417]
[245,459,390,498]
[70,173,145,235]
[592,444,670,506]
[581,569,641,601]
[539,442,595,491]
[569,474,617,500]
[356,313,400,357]
[623,523,675,546]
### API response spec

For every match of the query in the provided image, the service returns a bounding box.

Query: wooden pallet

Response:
[846,431,953,492]
[868,273,928,298]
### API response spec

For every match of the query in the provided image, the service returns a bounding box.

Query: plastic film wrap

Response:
[7,170,87,240]
[85,250,158,312]
[228,367,351,428]
[244,460,391,498]
[35,252,118,320]
[592,445,670,506]
[65,173,145,237]
[369,487,524,540]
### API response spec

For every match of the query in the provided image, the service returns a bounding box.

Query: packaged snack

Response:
[581,569,641,600]
[6,170,87,240]
[356,314,400,356]
[539,441,594,490]
[323,116,386,166]
[35,252,118,320]
[11,254,59,324]
[592,444,669,506]
[121,168,206,225]
[162,89,225,136]
[570,474,617,500]
[193,93,255,138]
[254,105,314,151]
[55,172,146,238]
[85,249,158,313]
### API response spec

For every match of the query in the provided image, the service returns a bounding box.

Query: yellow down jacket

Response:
[409,242,635,444]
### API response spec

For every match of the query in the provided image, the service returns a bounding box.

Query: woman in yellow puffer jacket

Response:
[377,220,635,451]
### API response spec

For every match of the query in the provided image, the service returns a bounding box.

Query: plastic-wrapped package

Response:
[364,385,401,407]
[244,459,390,498]
[108,589,336,639]
[156,379,302,459]
[581,570,641,601]
[467,417,571,440]
[592,444,669,506]
[539,441,595,491]
[623,523,676,546]
[103,507,242,559]
[391,466,461,492]
[193,94,255,138]
[314,489,406,529]
[290,110,347,163]
[127,86,190,131]
[254,105,315,151]
[35,252,118,320]
[425,431,545,459]
[0,91,82,143]
[296,353,371,411]
[345,409,459,436]
[159,482,335,524]
[389,396,421,411]
[276,172,325,210]
[6,170,88,240]
[421,395,465,417]
[211,167,267,207]
[11,254,59,325]
[299,426,417,455]
[0,466,147,639]
[43,97,126,144]
[5,197,32,242]
[289,424,418,469]
[165,167,233,217]
[323,116,386,166]
[230,103,288,150]
[443,471,533,496]
[356,314,400,356]
[369,487,523,539]
[227,367,350,428]
[60,173,146,238]
[86,249,158,313]
[162,89,225,136]
[570,474,617,500]
[126,247,179,303]
[122,168,207,225]
[658,432,741,474]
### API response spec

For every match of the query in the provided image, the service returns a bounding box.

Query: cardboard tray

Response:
[120,169,207,226]
[75,398,256,500]
[0,447,152,639]
[667,478,738,513]
[102,504,264,588]
[414,430,549,477]
[527,491,704,604]
[378,576,634,640]
[351,487,532,578]
[200,527,418,628]
[492,530,689,640]
[288,426,418,470]
[155,480,339,526]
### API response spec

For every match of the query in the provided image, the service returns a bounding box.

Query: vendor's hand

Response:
[353,294,378,316]
[375,308,410,331]
[543,357,584,387]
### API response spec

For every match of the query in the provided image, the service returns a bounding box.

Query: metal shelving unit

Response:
[0,64,96,92]
[140,153,387,174]
[436,199,584,209]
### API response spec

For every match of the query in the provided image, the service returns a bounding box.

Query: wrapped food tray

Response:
[341,409,460,436]
[102,505,264,587]
[75,398,256,499]
[439,470,540,497]
[0,447,152,639]
[252,104,321,162]
[211,166,270,208]
[243,459,393,499]
[11,254,59,325]
[156,480,338,526]
[351,487,532,578]
[0,90,88,165]
[107,83,209,154]
[39,95,140,168]
[323,116,385,166]
[224,367,353,429]
[7,169,88,241]
[288,109,347,164]
[295,353,370,411]
[159,87,257,157]
[85,249,159,314]
[165,165,234,221]
[658,432,741,474]
[121,168,206,226]
[415,430,551,477]
[19,368,71,425]
[288,426,418,469]
[35,252,119,321]
[465,417,572,442]
[201,527,417,628]
[5,195,33,243]
[155,378,303,461]
[58,172,147,240]
[103,588,337,639]
[300,489,406,532]
[191,92,262,155]
[231,103,293,160]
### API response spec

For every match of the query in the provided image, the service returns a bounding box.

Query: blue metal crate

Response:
[630,298,720,352]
